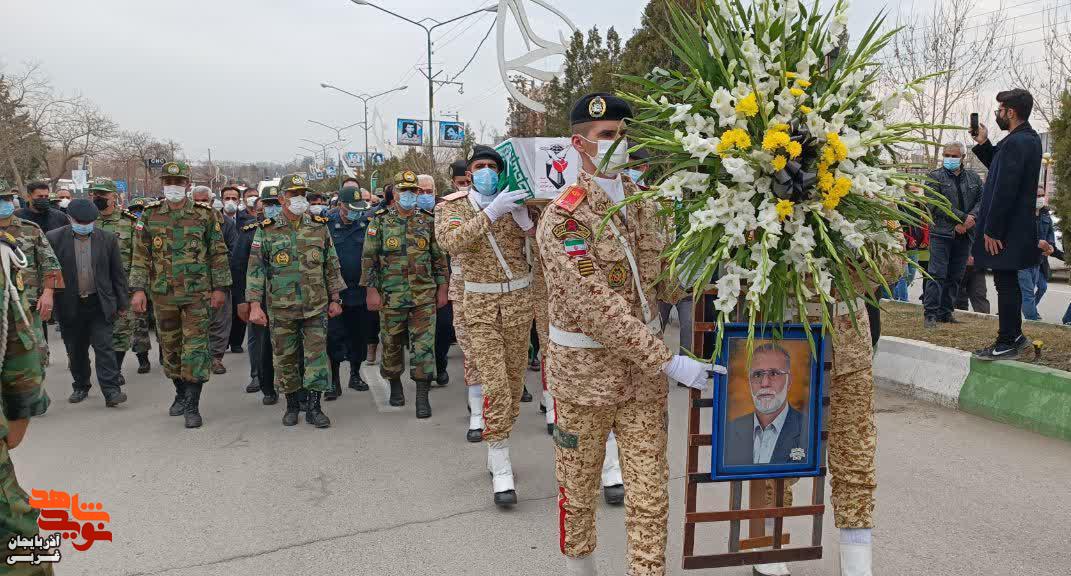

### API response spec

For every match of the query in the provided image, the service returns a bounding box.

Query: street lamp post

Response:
[348,1,498,156]
[308,120,366,188]
[320,83,407,185]
[299,138,342,177]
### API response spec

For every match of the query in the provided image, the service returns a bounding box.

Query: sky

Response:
[0,0,1035,165]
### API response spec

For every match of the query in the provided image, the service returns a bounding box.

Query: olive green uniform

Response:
[96,208,143,352]
[0,217,60,371]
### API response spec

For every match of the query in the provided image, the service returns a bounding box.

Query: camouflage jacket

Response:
[96,209,139,280]
[246,214,345,320]
[0,234,47,440]
[129,199,232,304]
[359,206,447,309]
[0,217,61,304]
[536,173,673,407]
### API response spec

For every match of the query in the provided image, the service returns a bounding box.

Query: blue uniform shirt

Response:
[327,206,373,306]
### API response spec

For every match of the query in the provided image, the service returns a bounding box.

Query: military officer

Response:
[247,174,344,428]
[0,186,60,375]
[538,93,713,576]
[0,231,53,574]
[89,179,141,386]
[126,197,153,374]
[130,161,232,429]
[436,146,533,506]
[420,173,453,388]
[233,192,278,405]
[359,171,448,419]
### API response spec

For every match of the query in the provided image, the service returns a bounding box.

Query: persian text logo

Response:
[30,489,112,551]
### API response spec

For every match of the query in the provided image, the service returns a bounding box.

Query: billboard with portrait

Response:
[397,119,423,146]
[344,152,364,169]
[711,324,825,481]
[439,121,465,148]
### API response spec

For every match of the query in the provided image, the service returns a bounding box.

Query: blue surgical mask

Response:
[943,157,961,171]
[0,200,13,218]
[263,204,282,219]
[472,168,500,196]
[71,222,94,235]
[398,191,417,211]
[416,194,436,211]
[626,169,644,184]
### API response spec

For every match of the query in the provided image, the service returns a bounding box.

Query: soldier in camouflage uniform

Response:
[360,171,448,419]
[89,179,141,386]
[0,231,53,575]
[126,197,153,374]
[247,174,345,428]
[130,161,232,429]
[0,188,60,376]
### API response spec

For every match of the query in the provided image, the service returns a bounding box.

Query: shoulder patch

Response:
[553,185,586,213]
[442,191,468,201]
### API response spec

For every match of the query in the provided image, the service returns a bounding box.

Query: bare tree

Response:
[0,63,52,191]
[109,130,176,195]
[883,0,1009,164]
[32,97,117,187]
[1008,5,1071,126]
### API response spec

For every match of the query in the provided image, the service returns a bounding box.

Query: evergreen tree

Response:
[1050,90,1071,241]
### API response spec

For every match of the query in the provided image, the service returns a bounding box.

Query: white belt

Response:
[786,297,866,319]
[550,317,663,350]
[464,274,532,294]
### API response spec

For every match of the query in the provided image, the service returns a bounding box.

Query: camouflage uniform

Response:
[246,209,345,396]
[447,263,479,387]
[129,162,231,388]
[359,178,447,384]
[528,206,553,429]
[538,173,673,576]
[435,190,533,443]
[0,232,52,574]
[126,198,154,358]
[94,188,142,353]
[0,215,61,371]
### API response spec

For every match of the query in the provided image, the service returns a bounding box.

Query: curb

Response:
[873,337,1071,442]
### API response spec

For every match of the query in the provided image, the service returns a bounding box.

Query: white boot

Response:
[487,440,517,506]
[839,543,872,576]
[565,554,597,576]
[753,520,790,575]
[601,432,624,505]
[466,385,483,442]
[543,389,555,433]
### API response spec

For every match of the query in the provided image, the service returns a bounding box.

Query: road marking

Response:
[361,364,404,412]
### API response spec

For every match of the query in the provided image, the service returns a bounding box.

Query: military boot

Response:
[388,377,405,406]
[184,382,204,429]
[169,380,187,416]
[305,392,331,428]
[348,364,368,391]
[114,351,126,387]
[487,440,517,507]
[521,386,533,402]
[136,352,151,374]
[415,380,432,419]
[325,361,342,401]
[282,392,301,426]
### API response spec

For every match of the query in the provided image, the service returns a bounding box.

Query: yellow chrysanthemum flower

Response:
[761,129,791,151]
[785,72,798,79]
[789,87,805,98]
[820,146,836,166]
[817,171,835,192]
[796,79,812,88]
[771,123,790,132]
[833,176,852,197]
[799,104,813,114]
[776,199,794,221]
[717,128,752,157]
[785,141,802,159]
[822,193,842,211]
[736,92,760,117]
[771,155,787,171]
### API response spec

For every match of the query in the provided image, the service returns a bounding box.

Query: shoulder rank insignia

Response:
[121,210,139,221]
[553,185,586,213]
[0,231,16,248]
[374,208,387,216]
[260,218,274,227]
[312,214,329,223]
[241,222,259,231]
[193,201,213,210]
[442,191,468,201]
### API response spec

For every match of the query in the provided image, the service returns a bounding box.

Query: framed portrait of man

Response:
[711,323,826,481]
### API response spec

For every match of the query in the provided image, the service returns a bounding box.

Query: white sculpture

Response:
[496,0,578,113]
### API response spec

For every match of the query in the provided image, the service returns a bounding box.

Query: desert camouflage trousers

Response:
[555,396,669,576]
[451,298,479,387]
[471,318,529,443]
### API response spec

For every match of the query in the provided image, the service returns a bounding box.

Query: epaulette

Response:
[312,214,329,224]
[442,190,468,201]
[122,210,139,221]
[260,218,275,227]
[373,208,387,216]
[143,199,161,208]
[193,201,213,210]
[553,185,586,213]
[420,208,434,216]
[241,222,259,231]
[0,231,16,248]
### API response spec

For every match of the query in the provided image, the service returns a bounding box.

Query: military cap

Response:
[338,187,370,211]
[160,161,191,180]
[280,173,310,193]
[467,145,504,172]
[260,185,281,203]
[394,170,420,191]
[88,178,118,194]
[570,92,632,126]
[67,198,99,223]
[450,159,469,178]
[129,196,148,209]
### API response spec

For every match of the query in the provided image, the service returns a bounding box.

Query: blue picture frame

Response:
[710,323,826,481]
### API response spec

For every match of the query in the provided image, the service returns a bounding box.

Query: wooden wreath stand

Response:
[681,289,831,570]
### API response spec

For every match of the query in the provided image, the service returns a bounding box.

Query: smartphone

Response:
[969,113,979,136]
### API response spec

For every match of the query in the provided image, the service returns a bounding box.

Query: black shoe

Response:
[117,373,126,387]
[467,428,483,442]
[415,380,432,419]
[348,366,368,391]
[539,402,547,414]
[104,390,128,408]
[924,316,937,329]
[528,358,540,371]
[603,484,625,505]
[974,335,1028,361]
[547,423,554,435]
[436,371,450,387]
[68,389,89,403]
[115,351,126,371]
[388,377,405,406]
[521,386,532,402]
[245,377,260,393]
[136,352,151,374]
[230,345,244,354]
[184,382,203,428]
[326,362,342,401]
[494,490,518,507]
[169,381,186,416]
[938,315,962,324]
[282,392,301,426]
[262,392,278,406]
[305,392,331,428]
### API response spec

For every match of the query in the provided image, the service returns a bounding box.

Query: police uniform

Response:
[129,161,232,428]
[126,197,154,374]
[246,174,345,428]
[359,171,448,418]
[539,94,674,576]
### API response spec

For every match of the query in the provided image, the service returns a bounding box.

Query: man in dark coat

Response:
[970,88,1042,360]
[233,194,277,405]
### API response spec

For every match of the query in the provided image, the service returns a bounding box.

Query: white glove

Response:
[483,190,529,222]
[662,355,726,390]
[510,204,534,231]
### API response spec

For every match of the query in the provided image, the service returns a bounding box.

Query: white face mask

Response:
[245,196,258,208]
[309,204,326,216]
[224,200,238,214]
[580,135,629,176]
[163,185,186,202]
[287,195,309,215]
[58,199,71,209]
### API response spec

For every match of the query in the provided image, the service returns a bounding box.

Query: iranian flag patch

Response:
[563,238,588,256]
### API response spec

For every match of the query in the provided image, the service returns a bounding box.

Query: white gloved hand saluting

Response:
[483,190,530,223]
[510,203,534,231]
[662,355,726,390]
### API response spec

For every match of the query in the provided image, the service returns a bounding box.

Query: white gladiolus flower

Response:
[710,88,737,127]
[679,130,720,162]
[714,272,741,313]
[721,157,756,184]
[668,103,694,125]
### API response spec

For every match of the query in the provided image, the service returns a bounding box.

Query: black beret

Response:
[467,145,504,172]
[450,160,469,178]
[67,198,99,223]
[570,92,632,126]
